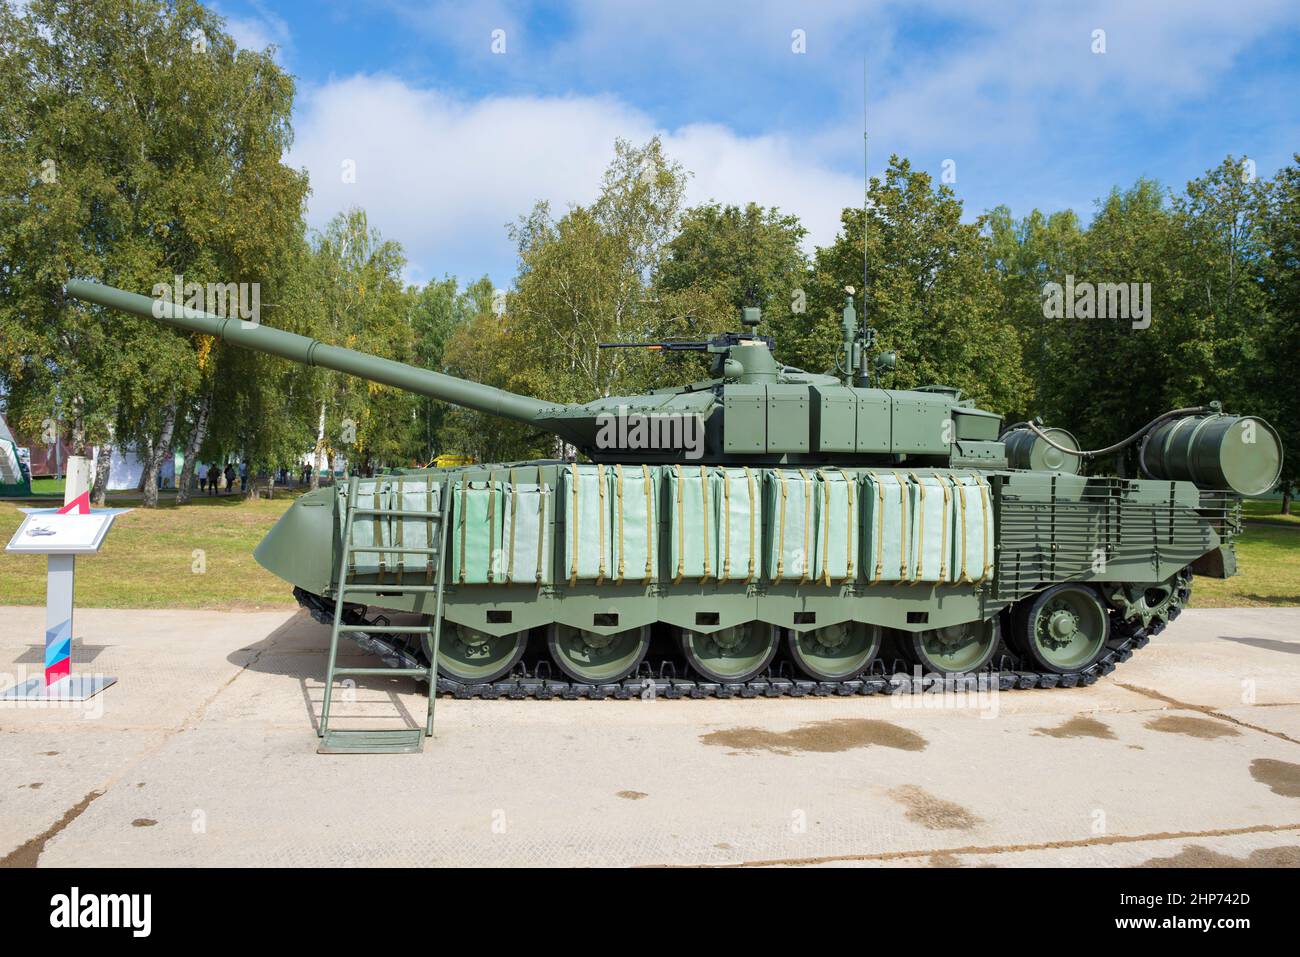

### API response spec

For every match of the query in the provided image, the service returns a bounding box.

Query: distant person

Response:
[223,462,235,494]
[206,463,219,496]
[199,468,207,492]
[239,460,249,494]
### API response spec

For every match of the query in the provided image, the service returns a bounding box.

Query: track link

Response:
[296,586,1177,700]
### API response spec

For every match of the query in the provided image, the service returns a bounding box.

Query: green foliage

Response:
[0,0,307,503]
[991,157,1284,483]
[1255,156,1300,505]
[302,209,416,470]
[806,157,1029,412]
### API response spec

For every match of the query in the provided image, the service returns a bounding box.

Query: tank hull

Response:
[260,461,1236,689]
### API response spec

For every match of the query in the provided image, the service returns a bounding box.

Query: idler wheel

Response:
[1016,584,1110,673]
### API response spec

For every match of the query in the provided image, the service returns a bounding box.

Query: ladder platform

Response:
[331,665,430,677]
[347,545,440,554]
[317,728,425,754]
[336,624,434,635]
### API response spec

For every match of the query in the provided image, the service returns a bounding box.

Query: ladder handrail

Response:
[320,475,362,739]
[319,473,448,748]
[424,476,452,736]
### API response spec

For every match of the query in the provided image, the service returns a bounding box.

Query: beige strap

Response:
[507,468,518,584]
[818,469,831,586]
[744,466,757,583]
[841,468,855,581]
[485,474,496,583]
[893,471,909,582]
[642,465,653,583]
[458,480,468,584]
[536,465,546,584]
[698,465,711,583]
[568,463,579,586]
[870,473,885,584]
[798,469,811,584]
[615,464,625,583]
[597,464,607,584]
[674,464,685,584]
[977,479,993,583]
[775,470,789,584]
[935,471,950,583]
[722,469,732,580]
[909,471,926,586]
[955,475,970,583]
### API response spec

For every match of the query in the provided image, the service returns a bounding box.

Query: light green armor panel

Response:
[814,469,859,583]
[608,464,657,583]
[716,466,762,582]
[499,468,551,584]
[950,473,995,584]
[451,478,504,584]
[561,464,611,582]
[766,468,817,583]
[667,464,718,582]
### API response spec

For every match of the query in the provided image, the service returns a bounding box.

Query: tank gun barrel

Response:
[64,280,564,427]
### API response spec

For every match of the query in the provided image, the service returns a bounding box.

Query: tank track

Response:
[295,585,1184,700]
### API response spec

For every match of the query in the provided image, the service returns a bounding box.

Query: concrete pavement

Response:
[0,606,1297,867]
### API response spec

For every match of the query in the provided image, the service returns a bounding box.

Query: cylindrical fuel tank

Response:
[1003,427,1081,474]
[1144,415,1282,496]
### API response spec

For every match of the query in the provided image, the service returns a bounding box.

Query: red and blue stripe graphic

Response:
[45,616,72,686]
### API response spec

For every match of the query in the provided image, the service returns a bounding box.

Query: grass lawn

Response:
[0,490,306,610]
[1191,522,1300,607]
[30,476,65,496]
[0,491,1296,610]
[1241,498,1299,526]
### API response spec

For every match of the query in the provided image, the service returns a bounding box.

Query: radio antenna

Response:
[862,57,869,316]
[856,57,873,388]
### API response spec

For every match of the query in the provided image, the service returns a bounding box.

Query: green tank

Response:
[66,279,1282,696]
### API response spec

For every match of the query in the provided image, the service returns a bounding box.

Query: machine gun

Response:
[598,308,775,354]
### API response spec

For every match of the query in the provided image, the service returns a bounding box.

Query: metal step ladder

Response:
[318,474,449,754]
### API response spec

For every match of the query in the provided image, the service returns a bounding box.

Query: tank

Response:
[65,279,1281,694]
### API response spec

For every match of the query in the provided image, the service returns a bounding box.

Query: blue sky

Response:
[213,0,1300,289]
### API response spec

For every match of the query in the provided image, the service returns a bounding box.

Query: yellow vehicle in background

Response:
[431,453,475,469]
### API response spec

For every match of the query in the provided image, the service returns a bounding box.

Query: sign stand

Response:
[1,490,128,702]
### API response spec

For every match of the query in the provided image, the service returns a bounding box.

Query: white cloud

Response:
[288,0,1298,285]
[289,76,861,286]
[215,2,291,61]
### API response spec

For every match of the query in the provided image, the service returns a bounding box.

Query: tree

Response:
[652,201,809,381]
[0,0,309,506]
[1256,156,1300,512]
[409,274,490,458]
[443,138,691,460]
[807,157,1029,413]
[657,201,808,323]
[301,209,416,484]
[986,205,1086,421]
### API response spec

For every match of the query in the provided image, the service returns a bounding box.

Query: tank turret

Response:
[65,279,1004,468]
